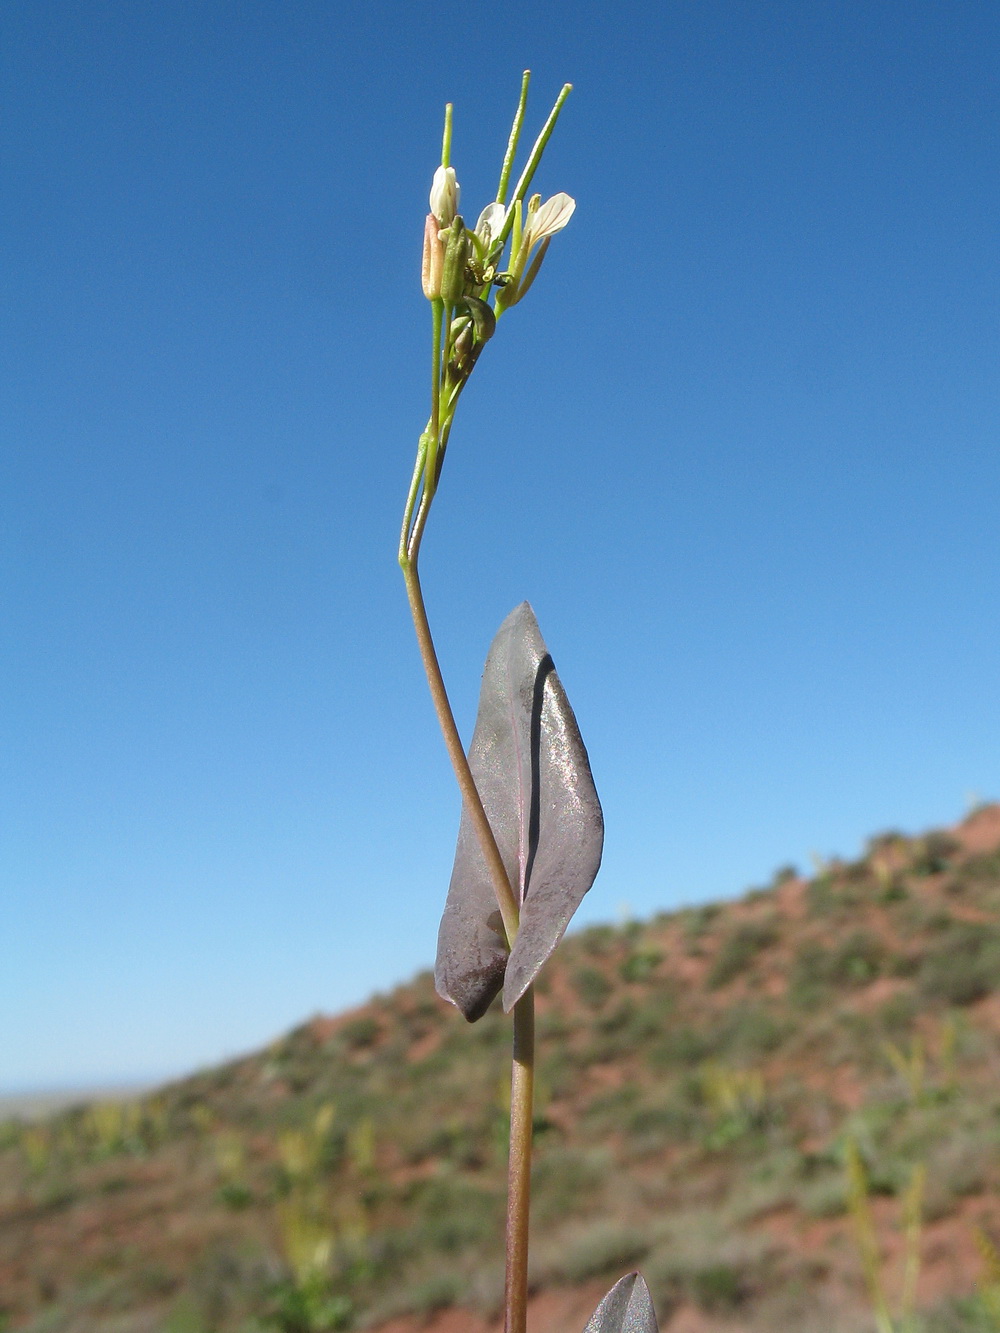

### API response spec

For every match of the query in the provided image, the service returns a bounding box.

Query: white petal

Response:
[523,192,575,246]
[475,201,507,243]
[430,166,460,226]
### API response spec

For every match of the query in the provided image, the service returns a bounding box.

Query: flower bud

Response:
[463,296,496,344]
[440,216,469,305]
[421,213,444,299]
[429,165,460,227]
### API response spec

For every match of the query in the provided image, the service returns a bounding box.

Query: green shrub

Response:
[920,923,1000,1005]
[411,1176,500,1253]
[572,967,612,1009]
[532,1148,609,1223]
[579,924,618,957]
[713,1004,788,1058]
[691,1263,747,1310]
[648,1024,712,1069]
[788,941,834,1007]
[407,1273,464,1315]
[876,992,918,1034]
[681,903,720,946]
[217,1182,254,1210]
[889,950,923,978]
[340,1018,380,1051]
[806,876,838,916]
[619,949,662,983]
[867,830,906,855]
[879,876,908,904]
[789,932,884,1002]
[830,930,885,986]
[708,920,778,988]
[910,832,961,877]
[559,1221,650,1282]
[959,849,1000,884]
[628,1097,697,1149]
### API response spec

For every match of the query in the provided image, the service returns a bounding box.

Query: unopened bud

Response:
[429,165,460,227]
[464,296,496,344]
[449,320,475,382]
[421,213,444,299]
[440,217,469,305]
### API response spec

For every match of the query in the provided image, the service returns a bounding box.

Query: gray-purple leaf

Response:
[583,1273,658,1333]
[434,602,604,1021]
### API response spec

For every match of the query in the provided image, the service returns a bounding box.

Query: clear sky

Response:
[3,1,998,1093]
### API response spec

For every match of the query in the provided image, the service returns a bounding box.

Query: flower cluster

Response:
[422,171,575,327]
[401,77,575,557]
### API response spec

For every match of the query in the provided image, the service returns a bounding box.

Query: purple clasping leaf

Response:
[583,1273,659,1333]
[435,602,604,1021]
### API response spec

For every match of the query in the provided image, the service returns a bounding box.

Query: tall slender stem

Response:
[401,76,570,1333]
[400,559,520,945]
[505,989,535,1333]
[400,529,535,1333]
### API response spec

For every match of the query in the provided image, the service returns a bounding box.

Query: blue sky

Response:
[2,0,998,1092]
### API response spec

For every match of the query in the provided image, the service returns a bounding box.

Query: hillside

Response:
[6,807,1000,1333]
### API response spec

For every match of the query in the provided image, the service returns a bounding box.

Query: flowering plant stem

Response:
[398,551,535,1333]
[399,77,579,1333]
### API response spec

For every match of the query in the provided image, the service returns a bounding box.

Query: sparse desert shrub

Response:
[713,1002,788,1058]
[708,919,778,989]
[579,924,618,957]
[910,832,961,877]
[407,1273,465,1315]
[799,1173,847,1218]
[876,991,919,1034]
[878,875,909,904]
[648,1022,712,1069]
[627,1099,697,1149]
[841,857,874,884]
[583,1085,641,1134]
[411,1175,500,1253]
[889,949,923,978]
[806,875,838,916]
[867,830,906,855]
[959,848,1000,886]
[558,1220,650,1283]
[681,903,720,947]
[788,940,834,1007]
[532,1147,609,1223]
[690,1262,747,1311]
[340,1018,379,1051]
[789,931,884,1003]
[645,1246,754,1314]
[922,1295,1000,1333]
[830,930,885,986]
[697,1063,772,1149]
[619,948,662,983]
[920,922,1000,1005]
[572,966,612,1009]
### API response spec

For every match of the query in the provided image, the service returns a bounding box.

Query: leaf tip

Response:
[583,1272,658,1333]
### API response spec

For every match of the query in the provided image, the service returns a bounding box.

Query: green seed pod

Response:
[440,216,469,305]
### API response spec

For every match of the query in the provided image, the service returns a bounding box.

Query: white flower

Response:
[520,192,575,249]
[494,192,576,313]
[474,202,506,247]
[430,165,460,227]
